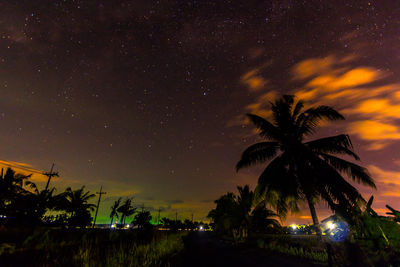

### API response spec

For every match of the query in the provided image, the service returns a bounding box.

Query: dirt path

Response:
[175,231,326,267]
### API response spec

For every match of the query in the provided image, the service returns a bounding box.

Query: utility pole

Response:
[44,163,59,191]
[92,186,106,228]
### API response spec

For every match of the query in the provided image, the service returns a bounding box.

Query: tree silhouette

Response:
[132,210,152,228]
[0,168,34,224]
[117,198,136,225]
[59,186,96,227]
[0,168,31,203]
[208,185,279,240]
[110,197,121,226]
[236,95,375,238]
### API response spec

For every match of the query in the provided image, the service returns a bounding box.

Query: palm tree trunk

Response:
[306,195,322,240]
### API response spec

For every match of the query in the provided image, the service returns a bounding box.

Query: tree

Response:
[117,198,136,225]
[0,168,36,225]
[208,185,279,240]
[0,168,32,211]
[59,186,96,227]
[250,201,280,233]
[236,95,375,238]
[132,210,152,228]
[110,197,121,226]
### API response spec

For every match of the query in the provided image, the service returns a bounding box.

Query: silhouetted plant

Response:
[386,204,400,223]
[117,198,136,225]
[208,185,279,240]
[236,95,375,239]
[109,197,121,226]
[58,186,96,227]
[132,210,152,229]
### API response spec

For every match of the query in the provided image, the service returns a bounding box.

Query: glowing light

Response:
[327,221,336,230]
[126,224,130,228]
[199,226,203,230]
[111,224,116,228]
[291,224,297,230]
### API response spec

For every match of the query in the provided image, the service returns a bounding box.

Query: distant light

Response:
[291,224,297,230]
[199,226,203,230]
[111,224,116,228]
[126,224,130,228]
[327,221,335,230]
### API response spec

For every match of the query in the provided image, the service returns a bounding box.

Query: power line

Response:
[43,163,59,190]
[93,186,106,228]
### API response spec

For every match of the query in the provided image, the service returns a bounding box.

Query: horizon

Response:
[0,1,399,225]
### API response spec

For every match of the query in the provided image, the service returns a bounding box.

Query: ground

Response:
[176,231,325,267]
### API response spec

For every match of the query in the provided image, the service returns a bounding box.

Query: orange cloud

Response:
[0,160,46,182]
[292,55,336,80]
[368,165,400,185]
[307,67,383,90]
[349,120,400,149]
[348,98,400,119]
[241,69,268,92]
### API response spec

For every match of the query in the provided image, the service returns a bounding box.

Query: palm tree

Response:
[59,186,96,227]
[0,168,32,198]
[208,185,279,240]
[132,210,152,228]
[236,95,375,238]
[0,168,33,224]
[117,198,136,225]
[109,197,121,226]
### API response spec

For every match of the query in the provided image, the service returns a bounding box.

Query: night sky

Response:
[1,0,400,224]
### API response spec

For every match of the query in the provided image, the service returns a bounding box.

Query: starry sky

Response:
[1,0,400,224]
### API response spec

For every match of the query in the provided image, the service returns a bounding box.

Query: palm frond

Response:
[320,153,376,188]
[246,114,280,140]
[236,142,279,171]
[298,106,344,136]
[292,99,305,119]
[306,134,359,160]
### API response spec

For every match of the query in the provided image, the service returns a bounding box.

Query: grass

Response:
[256,238,328,263]
[76,232,187,266]
[0,228,187,266]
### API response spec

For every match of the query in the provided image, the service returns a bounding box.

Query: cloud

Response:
[240,69,269,92]
[348,121,400,150]
[0,160,47,182]
[306,67,383,90]
[167,199,184,204]
[292,55,336,80]
[368,165,400,186]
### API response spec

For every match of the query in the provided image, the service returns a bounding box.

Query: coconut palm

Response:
[117,198,136,225]
[0,168,33,223]
[236,95,375,238]
[132,210,152,228]
[208,185,279,240]
[59,186,96,227]
[0,168,32,198]
[109,197,121,226]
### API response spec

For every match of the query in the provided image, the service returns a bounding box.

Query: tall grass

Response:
[256,238,328,264]
[76,232,187,267]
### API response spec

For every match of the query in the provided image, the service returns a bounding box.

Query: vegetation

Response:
[117,198,136,225]
[0,228,187,266]
[2,94,400,266]
[208,185,280,241]
[236,95,376,238]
